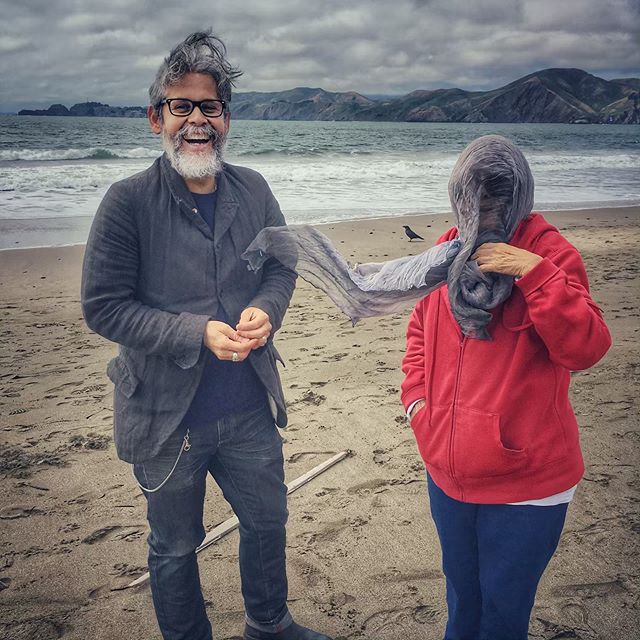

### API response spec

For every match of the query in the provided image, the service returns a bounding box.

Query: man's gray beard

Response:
[162,126,226,180]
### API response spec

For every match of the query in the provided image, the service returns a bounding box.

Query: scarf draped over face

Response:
[242,135,534,340]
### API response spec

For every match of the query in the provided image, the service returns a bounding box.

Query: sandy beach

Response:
[1,206,638,640]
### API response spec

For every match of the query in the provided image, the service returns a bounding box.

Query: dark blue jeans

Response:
[427,475,568,640]
[133,404,290,640]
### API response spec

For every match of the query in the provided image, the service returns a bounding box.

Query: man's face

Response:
[148,72,230,181]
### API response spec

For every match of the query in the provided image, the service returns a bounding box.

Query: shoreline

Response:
[1,206,638,639]
[1,204,639,254]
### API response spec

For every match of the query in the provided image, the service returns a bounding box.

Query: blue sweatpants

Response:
[427,475,568,640]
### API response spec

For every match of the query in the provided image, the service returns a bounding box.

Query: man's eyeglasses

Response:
[160,98,226,118]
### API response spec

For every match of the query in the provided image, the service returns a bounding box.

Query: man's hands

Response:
[236,307,272,349]
[472,243,542,278]
[203,320,256,361]
[203,308,272,361]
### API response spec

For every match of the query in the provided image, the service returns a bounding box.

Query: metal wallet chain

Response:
[133,429,192,493]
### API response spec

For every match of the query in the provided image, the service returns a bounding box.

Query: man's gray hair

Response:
[149,30,242,117]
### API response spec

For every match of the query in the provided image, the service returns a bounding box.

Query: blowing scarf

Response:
[242,135,535,340]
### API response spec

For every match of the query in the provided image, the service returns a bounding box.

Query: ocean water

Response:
[0,116,638,250]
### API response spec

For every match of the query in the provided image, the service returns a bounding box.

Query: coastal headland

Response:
[17,68,640,124]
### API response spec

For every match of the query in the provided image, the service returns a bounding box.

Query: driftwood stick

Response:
[124,450,348,589]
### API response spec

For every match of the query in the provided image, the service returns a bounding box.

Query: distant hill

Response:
[18,68,640,123]
[18,102,146,118]
[345,69,640,124]
[232,87,376,120]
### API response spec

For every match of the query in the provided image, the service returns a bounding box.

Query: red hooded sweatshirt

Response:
[401,214,611,503]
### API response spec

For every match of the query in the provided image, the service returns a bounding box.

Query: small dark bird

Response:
[403,225,424,241]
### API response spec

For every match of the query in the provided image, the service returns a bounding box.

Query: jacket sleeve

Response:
[81,183,209,369]
[248,188,297,334]
[401,298,427,412]
[515,236,611,371]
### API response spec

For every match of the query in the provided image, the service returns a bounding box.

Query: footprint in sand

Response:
[70,383,107,395]
[0,505,45,519]
[45,381,83,394]
[314,487,339,497]
[372,449,391,465]
[551,578,628,599]
[297,516,368,548]
[360,604,441,635]
[82,524,146,544]
[89,576,139,598]
[290,390,326,409]
[346,478,390,494]
[530,616,597,640]
[583,471,614,487]
[66,490,106,505]
[82,525,121,544]
[110,562,148,577]
[373,567,442,583]
[290,557,329,589]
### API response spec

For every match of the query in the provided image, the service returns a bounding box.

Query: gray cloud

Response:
[1,0,638,112]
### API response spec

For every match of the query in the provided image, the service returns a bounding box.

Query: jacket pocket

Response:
[249,344,286,426]
[452,405,527,478]
[106,357,140,399]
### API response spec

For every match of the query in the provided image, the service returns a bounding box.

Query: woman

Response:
[401,136,611,639]
[243,134,611,640]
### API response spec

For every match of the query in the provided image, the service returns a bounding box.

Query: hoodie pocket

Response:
[410,404,450,472]
[452,405,527,478]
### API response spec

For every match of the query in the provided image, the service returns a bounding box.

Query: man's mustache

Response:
[173,124,220,144]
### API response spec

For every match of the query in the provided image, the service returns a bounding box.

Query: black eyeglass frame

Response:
[159,98,227,118]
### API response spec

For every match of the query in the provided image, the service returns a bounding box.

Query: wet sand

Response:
[0,206,638,639]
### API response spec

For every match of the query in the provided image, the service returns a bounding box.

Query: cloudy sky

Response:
[1,0,639,112]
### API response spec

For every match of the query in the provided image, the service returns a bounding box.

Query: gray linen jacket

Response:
[81,154,296,463]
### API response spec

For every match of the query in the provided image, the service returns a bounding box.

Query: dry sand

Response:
[0,207,638,640]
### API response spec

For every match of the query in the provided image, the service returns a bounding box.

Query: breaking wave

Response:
[0,147,159,162]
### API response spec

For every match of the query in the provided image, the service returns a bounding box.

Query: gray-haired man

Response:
[81,31,331,640]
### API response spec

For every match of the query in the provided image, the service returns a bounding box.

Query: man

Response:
[81,31,331,640]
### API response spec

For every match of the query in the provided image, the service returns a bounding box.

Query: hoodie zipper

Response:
[449,335,467,500]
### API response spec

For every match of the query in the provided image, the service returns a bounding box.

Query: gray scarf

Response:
[242,135,534,340]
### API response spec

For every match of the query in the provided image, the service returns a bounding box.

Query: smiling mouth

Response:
[183,137,212,145]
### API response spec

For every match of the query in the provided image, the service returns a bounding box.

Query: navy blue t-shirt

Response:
[180,190,267,428]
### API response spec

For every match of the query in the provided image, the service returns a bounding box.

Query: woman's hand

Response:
[409,399,426,421]
[473,243,542,278]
